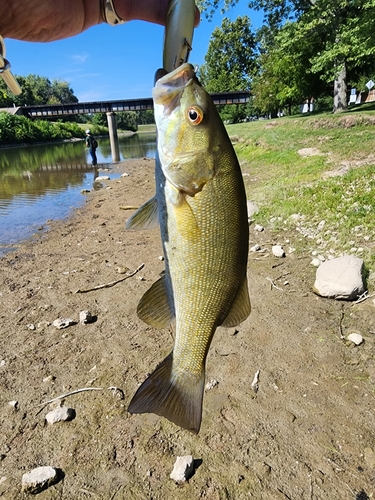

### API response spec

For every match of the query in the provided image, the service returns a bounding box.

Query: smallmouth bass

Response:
[126,63,250,434]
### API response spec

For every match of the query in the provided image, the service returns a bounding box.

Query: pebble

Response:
[79,310,94,325]
[95,176,110,181]
[254,224,264,232]
[311,258,322,268]
[272,245,285,258]
[247,200,259,217]
[347,333,363,346]
[53,318,75,329]
[170,455,194,483]
[120,172,130,177]
[205,379,219,391]
[45,406,76,424]
[250,244,261,252]
[21,466,60,494]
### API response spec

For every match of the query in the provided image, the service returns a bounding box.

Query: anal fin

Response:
[221,277,251,328]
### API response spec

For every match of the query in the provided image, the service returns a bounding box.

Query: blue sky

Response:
[6,1,264,102]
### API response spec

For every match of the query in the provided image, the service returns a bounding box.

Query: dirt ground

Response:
[1,158,375,499]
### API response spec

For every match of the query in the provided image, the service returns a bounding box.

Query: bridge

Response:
[19,90,250,118]
[10,90,250,162]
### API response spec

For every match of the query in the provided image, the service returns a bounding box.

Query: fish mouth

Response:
[153,63,196,115]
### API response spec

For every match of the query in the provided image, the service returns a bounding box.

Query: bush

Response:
[0,112,87,145]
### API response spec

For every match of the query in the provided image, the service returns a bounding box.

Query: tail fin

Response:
[128,353,205,434]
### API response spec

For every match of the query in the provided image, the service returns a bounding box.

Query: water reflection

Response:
[0,132,156,252]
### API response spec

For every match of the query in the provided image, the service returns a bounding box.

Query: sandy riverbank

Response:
[0,157,374,498]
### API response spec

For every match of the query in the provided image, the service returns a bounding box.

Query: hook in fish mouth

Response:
[153,64,196,115]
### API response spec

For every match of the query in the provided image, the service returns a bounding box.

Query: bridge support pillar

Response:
[106,112,120,162]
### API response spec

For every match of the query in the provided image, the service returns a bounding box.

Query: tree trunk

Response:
[333,61,347,113]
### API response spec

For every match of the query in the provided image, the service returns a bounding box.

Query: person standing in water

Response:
[85,130,98,166]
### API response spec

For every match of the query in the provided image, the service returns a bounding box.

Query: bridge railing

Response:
[18,91,250,118]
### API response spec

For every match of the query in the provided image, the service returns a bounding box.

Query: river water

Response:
[0,133,156,255]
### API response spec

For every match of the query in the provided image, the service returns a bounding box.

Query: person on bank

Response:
[85,130,98,166]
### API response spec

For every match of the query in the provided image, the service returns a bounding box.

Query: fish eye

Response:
[187,106,203,125]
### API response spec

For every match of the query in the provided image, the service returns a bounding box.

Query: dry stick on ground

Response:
[35,387,104,415]
[74,263,145,293]
[352,291,375,305]
[338,306,345,340]
[119,205,139,210]
[265,277,283,291]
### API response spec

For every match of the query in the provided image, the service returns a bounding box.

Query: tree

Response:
[252,20,328,114]
[198,16,257,121]
[199,16,257,92]
[0,74,78,107]
[198,0,375,113]
[248,0,375,112]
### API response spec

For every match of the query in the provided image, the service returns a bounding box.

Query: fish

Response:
[126,63,250,434]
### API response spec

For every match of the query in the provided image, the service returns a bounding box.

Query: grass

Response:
[227,110,375,287]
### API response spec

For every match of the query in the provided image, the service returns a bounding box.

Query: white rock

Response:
[317,220,326,231]
[290,213,302,221]
[8,401,18,409]
[347,333,364,346]
[272,245,285,258]
[313,254,365,301]
[53,318,75,329]
[247,201,259,217]
[205,379,219,391]
[120,172,130,177]
[21,466,59,494]
[79,310,93,324]
[311,258,322,268]
[170,455,194,483]
[95,175,110,181]
[45,406,75,424]
[250,244,261,252]
[254,224,264,232]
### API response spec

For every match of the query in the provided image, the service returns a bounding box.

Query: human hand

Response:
[1,0,200,42]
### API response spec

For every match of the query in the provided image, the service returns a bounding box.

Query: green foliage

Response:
[199,16,257,94]
[116,111,138,132]
[198,0,375,113]
[92,111,148,131]
[0,74,78,107]
[0,112,85,145]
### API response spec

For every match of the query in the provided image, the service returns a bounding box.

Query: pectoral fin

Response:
[126,196,159,230]
[221,278,251,328]
[137,275,175,328]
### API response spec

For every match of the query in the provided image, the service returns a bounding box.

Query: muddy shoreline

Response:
[0,158,374,499]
